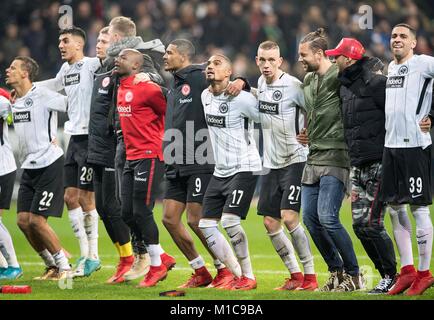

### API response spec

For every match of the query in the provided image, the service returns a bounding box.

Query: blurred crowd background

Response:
[0,0,433,87]
[1,0,434,194]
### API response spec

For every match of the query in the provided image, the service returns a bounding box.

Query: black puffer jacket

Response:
[87,62,116,167]
[338,57,386,167]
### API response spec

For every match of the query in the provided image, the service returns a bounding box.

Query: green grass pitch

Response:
[0,199,433,300]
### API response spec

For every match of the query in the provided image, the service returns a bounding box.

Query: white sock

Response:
[389,205,414,267]
[289,224,315,274]
[268,228,300,274]
[200,226,242,277]
[0,218,19,268]
[411,206,433,271]
[84,209,99,260]
[214,259,226,270]
[155,244,165,255]
[52,250,71,271]
[68,207,88,258]
[225,224,255,280]
[0,251,8,268]
[189,255,206,270]
[38,249,56,268]
[146,244,163,266]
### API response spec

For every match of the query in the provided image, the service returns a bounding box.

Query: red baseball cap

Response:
[325,38,365,60]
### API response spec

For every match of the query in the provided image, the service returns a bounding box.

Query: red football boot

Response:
[208,267,234,289]
[275,272,304,291]
[388,265,417,295]
[106,255,134,284]
[406,270,434,296]
[161,253,176,271]
[296,273,319,291]
[138,264,168,288]
[178,266,213,288]
[230,276,257,291]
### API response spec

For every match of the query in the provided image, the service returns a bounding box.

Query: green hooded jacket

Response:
[302,64,350,168]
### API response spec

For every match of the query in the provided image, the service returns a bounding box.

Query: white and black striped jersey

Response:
[257,73,308,169]
[385,54,434,148]
[12,85,67,169]
[201,89,262,178]
[37,57,101,135]
[0,96,17,175]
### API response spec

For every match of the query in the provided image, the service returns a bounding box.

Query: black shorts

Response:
[258,162,305,217]
[64,135,94,191]
[379,146,432,206]
[0,170,16,210]
[17,156,64,217]
[202,172,258,220]
[164,173,212,204]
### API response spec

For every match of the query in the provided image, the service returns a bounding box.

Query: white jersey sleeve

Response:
[0,96,16,175]
[239,91,260,123]
[44,89,68,113]
[294,80,306,111]
[35,63,66,92]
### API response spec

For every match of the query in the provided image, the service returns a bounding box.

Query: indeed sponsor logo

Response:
[117,105,132,115]
[386,76,405,88]
[64,73,80,86]
[259,101,279,114]
[206,114,225,128]
[13,111,31,123]
[179,97,193,104]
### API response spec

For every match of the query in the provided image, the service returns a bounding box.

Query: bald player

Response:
[115,49,174,288]
[199,55,261,291]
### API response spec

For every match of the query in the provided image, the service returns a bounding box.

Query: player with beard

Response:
[297,29,364,292]
[199,54,261,291]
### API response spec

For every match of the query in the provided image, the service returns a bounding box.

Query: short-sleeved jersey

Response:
[201,89,262,178]
[385,54,434,148]
[12,85,67,169]
[257,73,308,169]
[0,96,17,175]
[37,57,101,135]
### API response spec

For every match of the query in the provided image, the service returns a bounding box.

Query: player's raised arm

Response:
[240,92,260,123]
[44,89,68,113]
[34,66,65,92]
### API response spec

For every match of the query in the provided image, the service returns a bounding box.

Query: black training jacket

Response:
[88,62,117,168]
[338,57,386,167]
[164,64,214,178]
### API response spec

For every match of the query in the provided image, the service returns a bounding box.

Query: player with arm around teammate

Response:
[37,26,102,277]
[6,56,71,280]
[254,41,318,291]
[380,24,434,296]
[199,54,261,291]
